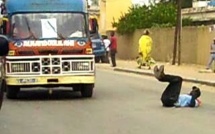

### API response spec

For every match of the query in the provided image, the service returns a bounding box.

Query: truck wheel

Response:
[6,86,20,99]
[2,79,6,92]
[81,84,94,98]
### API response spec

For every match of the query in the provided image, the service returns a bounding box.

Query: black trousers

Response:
[158,74,183,107]
[110,49,117,67]
[2,20,7,35]
[106,51,110,63]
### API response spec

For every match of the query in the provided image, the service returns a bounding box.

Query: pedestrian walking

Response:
[102,35,110,63]
[109,31,117,67]
[154,65,202,108]
[0,0,7,15]
[206,38,215,70]
[137,29,155,69]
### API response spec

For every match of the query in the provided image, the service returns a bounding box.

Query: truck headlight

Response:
[11,63,30,72]
[72,62,90,71]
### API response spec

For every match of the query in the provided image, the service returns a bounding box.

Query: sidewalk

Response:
[96,60,215,86]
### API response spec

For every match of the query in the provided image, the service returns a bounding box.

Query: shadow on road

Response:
[9,89,86,101]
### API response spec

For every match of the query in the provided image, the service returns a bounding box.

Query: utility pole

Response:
[178,0,182,65]
[172,0,182,65]
[172,20,178,65]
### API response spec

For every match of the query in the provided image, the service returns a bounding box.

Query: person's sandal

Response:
[153,65,161,79]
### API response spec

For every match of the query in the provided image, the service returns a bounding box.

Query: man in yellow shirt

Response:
[137,29,155,69]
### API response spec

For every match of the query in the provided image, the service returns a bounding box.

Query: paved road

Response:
[0,69,215,134]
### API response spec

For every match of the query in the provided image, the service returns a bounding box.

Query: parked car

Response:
[90,32,107,63]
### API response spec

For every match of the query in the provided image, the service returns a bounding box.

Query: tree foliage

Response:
[160,0,192,8]
[112,2,192,35]
[181,0,192,8]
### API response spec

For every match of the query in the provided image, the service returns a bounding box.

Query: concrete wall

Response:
[116,26,215,65]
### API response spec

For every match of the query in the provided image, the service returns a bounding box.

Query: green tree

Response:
[112,2,192,35]
[181,0,192,8]
[159,0,192,8]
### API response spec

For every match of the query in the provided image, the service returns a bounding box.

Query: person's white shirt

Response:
[103,39,111,51]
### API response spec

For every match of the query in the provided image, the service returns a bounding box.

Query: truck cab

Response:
[3,0,96,99]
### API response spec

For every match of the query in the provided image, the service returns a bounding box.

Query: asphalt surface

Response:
[0,69,215,134]
[114,67,215,86]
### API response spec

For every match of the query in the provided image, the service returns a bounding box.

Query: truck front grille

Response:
[62,61,70,71]
[6,55,95,75]
[32,62,40,72]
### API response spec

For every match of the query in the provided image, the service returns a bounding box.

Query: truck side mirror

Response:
[0,35,9,56]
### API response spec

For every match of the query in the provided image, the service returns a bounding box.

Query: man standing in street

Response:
[206,38,215,71]
[110,31,117,67]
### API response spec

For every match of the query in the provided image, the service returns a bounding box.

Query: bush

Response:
[112,3,193,35]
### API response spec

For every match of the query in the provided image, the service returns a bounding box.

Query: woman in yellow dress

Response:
[137,29,155,69]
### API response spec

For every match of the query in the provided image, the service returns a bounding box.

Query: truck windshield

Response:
[11,13,87,40]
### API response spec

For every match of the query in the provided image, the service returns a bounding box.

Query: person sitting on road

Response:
[153,65,202,108]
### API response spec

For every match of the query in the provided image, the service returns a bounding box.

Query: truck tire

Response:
[81,84,94,98]
[6,86,20,99]
[2,79,6,92]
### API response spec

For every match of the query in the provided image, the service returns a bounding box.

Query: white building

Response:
[192,0,210,8]
[131,0,161,6]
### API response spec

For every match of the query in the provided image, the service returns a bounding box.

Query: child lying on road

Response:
[153,65,202,108]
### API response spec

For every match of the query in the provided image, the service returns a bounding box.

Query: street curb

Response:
[113,67,215,86]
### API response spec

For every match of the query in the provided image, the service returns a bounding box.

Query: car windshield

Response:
[11,13,87,40]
